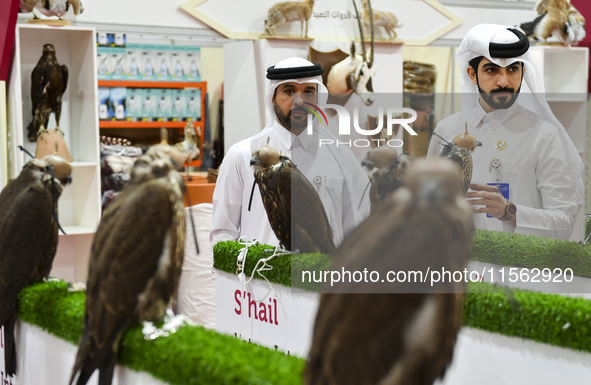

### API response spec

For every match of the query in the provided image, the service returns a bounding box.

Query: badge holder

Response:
[486,182,509,218]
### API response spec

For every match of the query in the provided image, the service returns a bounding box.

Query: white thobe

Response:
[210,120,370,247]
[427,102,582,240]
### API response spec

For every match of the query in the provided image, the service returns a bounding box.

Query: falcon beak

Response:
[250,155,262,166]
[361,157,375,170]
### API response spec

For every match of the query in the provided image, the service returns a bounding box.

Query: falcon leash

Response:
[182,182,200,254]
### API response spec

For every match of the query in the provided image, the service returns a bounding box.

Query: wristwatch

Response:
[500,201,517,222]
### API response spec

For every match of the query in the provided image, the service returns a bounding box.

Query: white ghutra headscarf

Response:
[263,57,370,226]
[456,24,584,204]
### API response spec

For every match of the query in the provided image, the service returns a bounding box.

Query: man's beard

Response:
[275,103,309,131]
[479,83,521,110]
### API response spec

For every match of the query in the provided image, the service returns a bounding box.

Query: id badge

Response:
[487,183,509,218]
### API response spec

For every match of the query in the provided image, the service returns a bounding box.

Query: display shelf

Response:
[530,46,589,94]
[529,46,589,234]
[99,121,189,129]
[97,80,206,89]
[545,96,587,103]
[59,226,97,236]
[70,161,98,167]
[7,24,101,283]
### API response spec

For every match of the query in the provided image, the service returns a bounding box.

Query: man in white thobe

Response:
[427,24,584,240]
[210,57,370,247]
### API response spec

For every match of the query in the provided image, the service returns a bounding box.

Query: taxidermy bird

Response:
[27,44,69,143]
[69,130,187,385]
[0,153,72,376]
[174,123,201,180]
[250,141,336,255]
[519,0,586,46]
[20,0,85,17]
[436,124,481,195]
[361,147,413,214]
[305,158,474,385]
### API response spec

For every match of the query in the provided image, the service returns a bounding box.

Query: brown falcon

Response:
[361,146,413,214]
[305,159,474,385]
[69,139,187,385]
[27,43,69,142]
[0,154,72,376]
[250,143,336,255]
[436,124,481,195]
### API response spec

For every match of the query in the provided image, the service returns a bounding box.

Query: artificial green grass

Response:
[18,280,305,385]
[472,230,591,278]
[213,241,330,291]
[465,282,591,353]
[213,230,591,289]
[18,279,591,385]
[17,230,591,384]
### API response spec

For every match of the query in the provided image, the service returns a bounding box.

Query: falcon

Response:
[436,124,481,195]
[27,44,69,142]
[69,137,187,385]
[250,142,336,255]
[361,146,413,214]
[0,153,72,376]
[174,123,201,180]
[305,158,474,385]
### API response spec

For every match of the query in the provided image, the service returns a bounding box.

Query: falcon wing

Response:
[72,180,178,385]
[61,64,69,94]
[286,167,335,255]
[30,66,46,112]
[307,187,473,384]
[87,180,174,345]
[0,181,55,324]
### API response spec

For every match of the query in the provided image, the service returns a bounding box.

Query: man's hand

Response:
[465,183,515,225]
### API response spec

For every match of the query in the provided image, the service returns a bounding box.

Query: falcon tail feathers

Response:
[70,328,121,385]
[98,353,117,385]
[4,313,17,376]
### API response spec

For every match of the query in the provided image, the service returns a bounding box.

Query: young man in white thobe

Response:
[427,24,584,240]
[210,57,370,247]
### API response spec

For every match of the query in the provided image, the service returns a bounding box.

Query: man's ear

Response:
[467,66,478,85]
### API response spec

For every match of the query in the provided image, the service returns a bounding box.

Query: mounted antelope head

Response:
[325,0,376,106]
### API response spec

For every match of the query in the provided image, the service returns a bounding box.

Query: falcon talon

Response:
[67,282,87,292]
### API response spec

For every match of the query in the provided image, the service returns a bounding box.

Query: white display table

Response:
[0,322,166,385]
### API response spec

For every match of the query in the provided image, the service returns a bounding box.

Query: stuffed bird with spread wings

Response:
[250,142,336,255]
[0,153,72,377]
[305,158,474,385]
[69,133,187,385]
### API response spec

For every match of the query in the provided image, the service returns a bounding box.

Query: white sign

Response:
[215,271,319,357]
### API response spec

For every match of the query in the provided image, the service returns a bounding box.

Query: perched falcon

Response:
[250,143,336,255]
[361,147,413,214]
[69,141,187,385]
[0,154,72,376]
[437,125,481,195]
[27,44,69,142]
[305,159,474,385]
[174,123,201,180]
